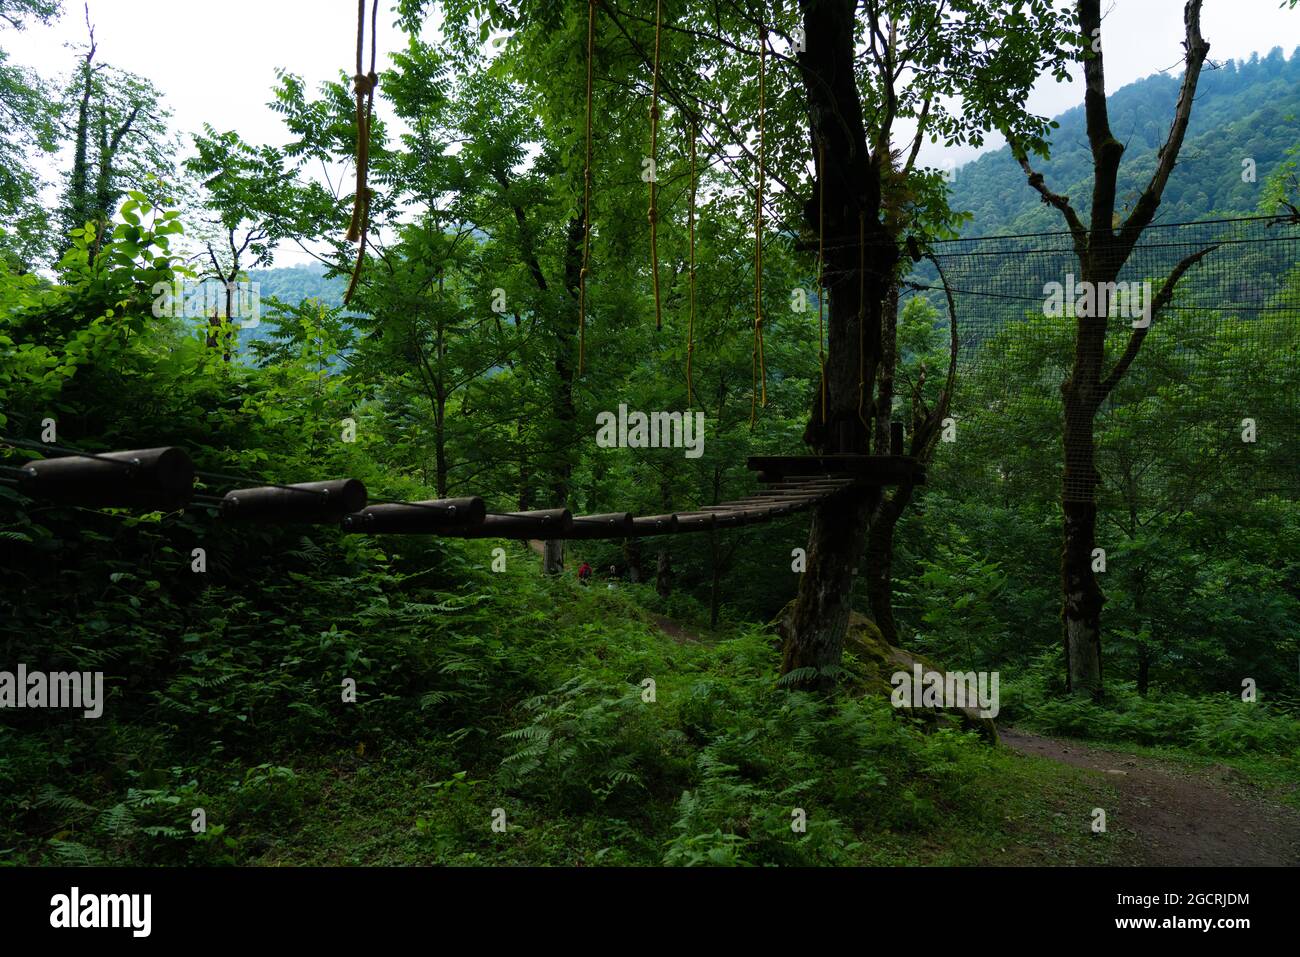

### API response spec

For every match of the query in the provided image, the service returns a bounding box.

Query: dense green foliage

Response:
[2,3,1298,867]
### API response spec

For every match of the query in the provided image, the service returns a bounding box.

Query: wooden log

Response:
[629,513,679,536]
[706,506,785,527]
[446,509,573,539]
[735,497,816,509]
[711,504,795,520]
[222,479,366,523]
[671,512,717,532]
[747,454,923,486]
[341,497,486,533]
[768,475,856,485]
[708,509,746,528]
[745,486,837,496]
[571,512,635,533]
[749,486,842,497]
[566,512,634,540]
[564,513,679,540]
[18,447,194,509]
[765,483,847,490]
[762,478,857,489]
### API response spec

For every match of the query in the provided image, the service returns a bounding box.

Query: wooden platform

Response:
[747,454,925,486]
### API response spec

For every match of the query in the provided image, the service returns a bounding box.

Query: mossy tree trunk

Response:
[780,0,896,691]
[863,481,913,645]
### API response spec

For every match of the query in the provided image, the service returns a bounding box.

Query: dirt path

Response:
[647,613,702,644]
[1001,728,1300,866]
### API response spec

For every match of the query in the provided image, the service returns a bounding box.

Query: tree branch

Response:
[901,96,931,176]
[1016,151,1088,259]
[1097,243,1218,400]
[1079,0,1125,240]
[1117,0,1209,252]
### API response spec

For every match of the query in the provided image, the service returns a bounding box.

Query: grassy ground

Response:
[225,571,1138,867]
[242,735,1132,867]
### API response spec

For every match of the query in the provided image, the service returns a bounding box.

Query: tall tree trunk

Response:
[1061,499,1103,695]
[432,298,449,497]
[707,463,724,629]
[864,280,902,642]
[708,529,722,630]
[655,477,673,597]
[1013,0,1209,698]
[623,539,644,583]
[655,548,673,598]
[782,0,896,690]
[863,482,913,645]
[434,393,449,499]
[1136,646,1151,697]
[1060,328,1105,696]
[873,282,900,453]
[62,40,95,252]
[541,215,584,575]
[500,159,581,574]
[542,539,564,576]
[1133,563,1150,695]
[517,410,532,511]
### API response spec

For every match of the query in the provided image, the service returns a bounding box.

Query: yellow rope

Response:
[648,0,663,331]
[687,123,697,407]
[750,22,768,428]
[344,0,379,305]
[817,137,826,425]
[578,0,596,374]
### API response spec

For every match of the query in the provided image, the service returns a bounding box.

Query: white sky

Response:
[5,0,1297,265]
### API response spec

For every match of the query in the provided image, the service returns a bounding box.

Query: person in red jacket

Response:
[577,562,592,585]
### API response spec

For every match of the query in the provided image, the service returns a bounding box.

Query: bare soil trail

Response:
[1001,728,1300,866]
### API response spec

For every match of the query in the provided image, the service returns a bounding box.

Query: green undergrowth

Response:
[3,537,1130,866]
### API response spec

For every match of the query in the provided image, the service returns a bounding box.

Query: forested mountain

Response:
[950,47,1300,233]
[245,263,347,309]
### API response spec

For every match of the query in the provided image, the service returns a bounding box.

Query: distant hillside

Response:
[233,263,350,350]
[949,47,1300,235]
[246,263,348,310]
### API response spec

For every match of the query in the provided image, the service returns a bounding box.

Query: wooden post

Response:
[341,497,486,533]
[18,447,193,509]
[222,479,367,523]
[890,421,904,456]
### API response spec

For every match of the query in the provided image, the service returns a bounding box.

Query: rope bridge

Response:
[0,437,923,541]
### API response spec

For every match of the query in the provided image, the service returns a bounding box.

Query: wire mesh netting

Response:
[905,215,1300,509]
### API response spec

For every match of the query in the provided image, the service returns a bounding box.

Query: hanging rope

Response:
[686,123,697,407]
[648,0,664,331]
[344,0,379,305]
[856,209,870,436]
[578,0,597,374]
[816,136,827,425]
[750,21,768,428]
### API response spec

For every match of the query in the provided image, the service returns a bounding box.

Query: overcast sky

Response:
[6,0,1296,265]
